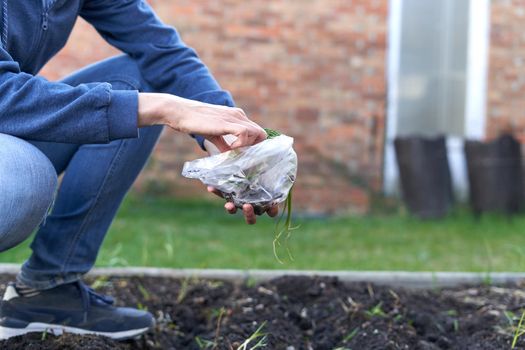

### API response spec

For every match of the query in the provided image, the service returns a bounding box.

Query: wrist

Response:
[137,93,172,127]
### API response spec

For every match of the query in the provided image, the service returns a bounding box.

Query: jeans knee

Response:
[0,134,57,251]
[60,55,149,92]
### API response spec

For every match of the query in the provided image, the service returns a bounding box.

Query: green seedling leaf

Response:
[343,327,359,342]
[237,321,268,350]
[263,128,281,139]
[445,309,458,317]
[453,319,459,333]
[212,307,226,349]
[262,128,298,264]
[207,280,223,289]
[138,283,151,301]
[505,310,517,326]
[136,302,148,311]
[195,336,215,349]
[211,307,225,318]
[41,329,48,341]
[91,275,110,290]
[177,277,191,303]
[365,302,386,318]
[393,314,403,322]
[245,276,257,288]
[272,186,299,264]
[512,310,525,348]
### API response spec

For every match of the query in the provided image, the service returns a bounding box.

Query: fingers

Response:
[231,109,268,140]
[229,123,266,149]
[243,204,256,225]
[221,108,266,149]
[267,205,279,217]
[255,130,269,143]
[225,202,237,214]
[207,135,231,153]
[207,186,224,198]
[174,96,266,148]
[223,202,278,224]
[161,95,268,147]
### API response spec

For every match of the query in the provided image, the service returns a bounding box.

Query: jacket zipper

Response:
[42,6,49,31]
[1,0,8,50]
[27,0,51,61]
[40,0,50,32]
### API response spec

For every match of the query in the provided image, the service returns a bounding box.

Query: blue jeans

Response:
[0,55,165,290]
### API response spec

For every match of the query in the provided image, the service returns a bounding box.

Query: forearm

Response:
[137,92,266,149]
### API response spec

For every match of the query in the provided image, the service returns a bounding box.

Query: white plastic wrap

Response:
[182,135,297,214]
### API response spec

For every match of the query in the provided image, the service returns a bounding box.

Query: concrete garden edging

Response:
[0,263,523,289]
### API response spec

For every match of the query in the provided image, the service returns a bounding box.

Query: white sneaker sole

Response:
[0,322,150,340]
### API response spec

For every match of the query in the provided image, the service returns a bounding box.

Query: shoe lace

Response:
[76,280,114,322]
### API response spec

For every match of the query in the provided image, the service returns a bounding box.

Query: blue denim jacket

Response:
[0,0,234,145]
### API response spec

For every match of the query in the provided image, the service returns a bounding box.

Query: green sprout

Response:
[264,128,298,264]
[195,336,215,349]
[245,276,258,288]
[272,185,299,264]
[505,310,517,326]
[445,309,458,317]
[444,309,459,332]
[365,302,386,318]
[512,310,525,348]
[236,321,268,350]
[263,128,281,139]
[136,302,148,311]
[453,319,459,333]
[343,327,359,342]
[177,277,192,303]
[137,283,151,301]
[91,275,110,290]
[213,307,226,348]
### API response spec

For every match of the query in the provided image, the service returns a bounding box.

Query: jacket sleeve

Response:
[80,0,236,150]
[0,48,138,144]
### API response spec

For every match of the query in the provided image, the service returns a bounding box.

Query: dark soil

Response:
[0,274,523,349]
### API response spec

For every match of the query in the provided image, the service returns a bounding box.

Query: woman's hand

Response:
[138,92,275,224]
[138,93,267,149]
[204,134,279,224]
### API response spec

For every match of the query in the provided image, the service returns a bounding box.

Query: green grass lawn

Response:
[1,194,524,272]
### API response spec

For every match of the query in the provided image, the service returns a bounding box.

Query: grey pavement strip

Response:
[0,264,523,289]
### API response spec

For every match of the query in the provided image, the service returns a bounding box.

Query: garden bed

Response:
[0,273,523,349]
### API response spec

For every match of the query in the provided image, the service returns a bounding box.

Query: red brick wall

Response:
[41,0,388,214]
[487,0,525,142]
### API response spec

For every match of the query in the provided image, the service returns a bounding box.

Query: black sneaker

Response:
[0,280,154,340]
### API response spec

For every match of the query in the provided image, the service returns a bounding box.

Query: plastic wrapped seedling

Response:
[182,128,298,262]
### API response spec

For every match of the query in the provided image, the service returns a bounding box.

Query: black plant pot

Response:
[465,134,524,215]
[394,136,454,219]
